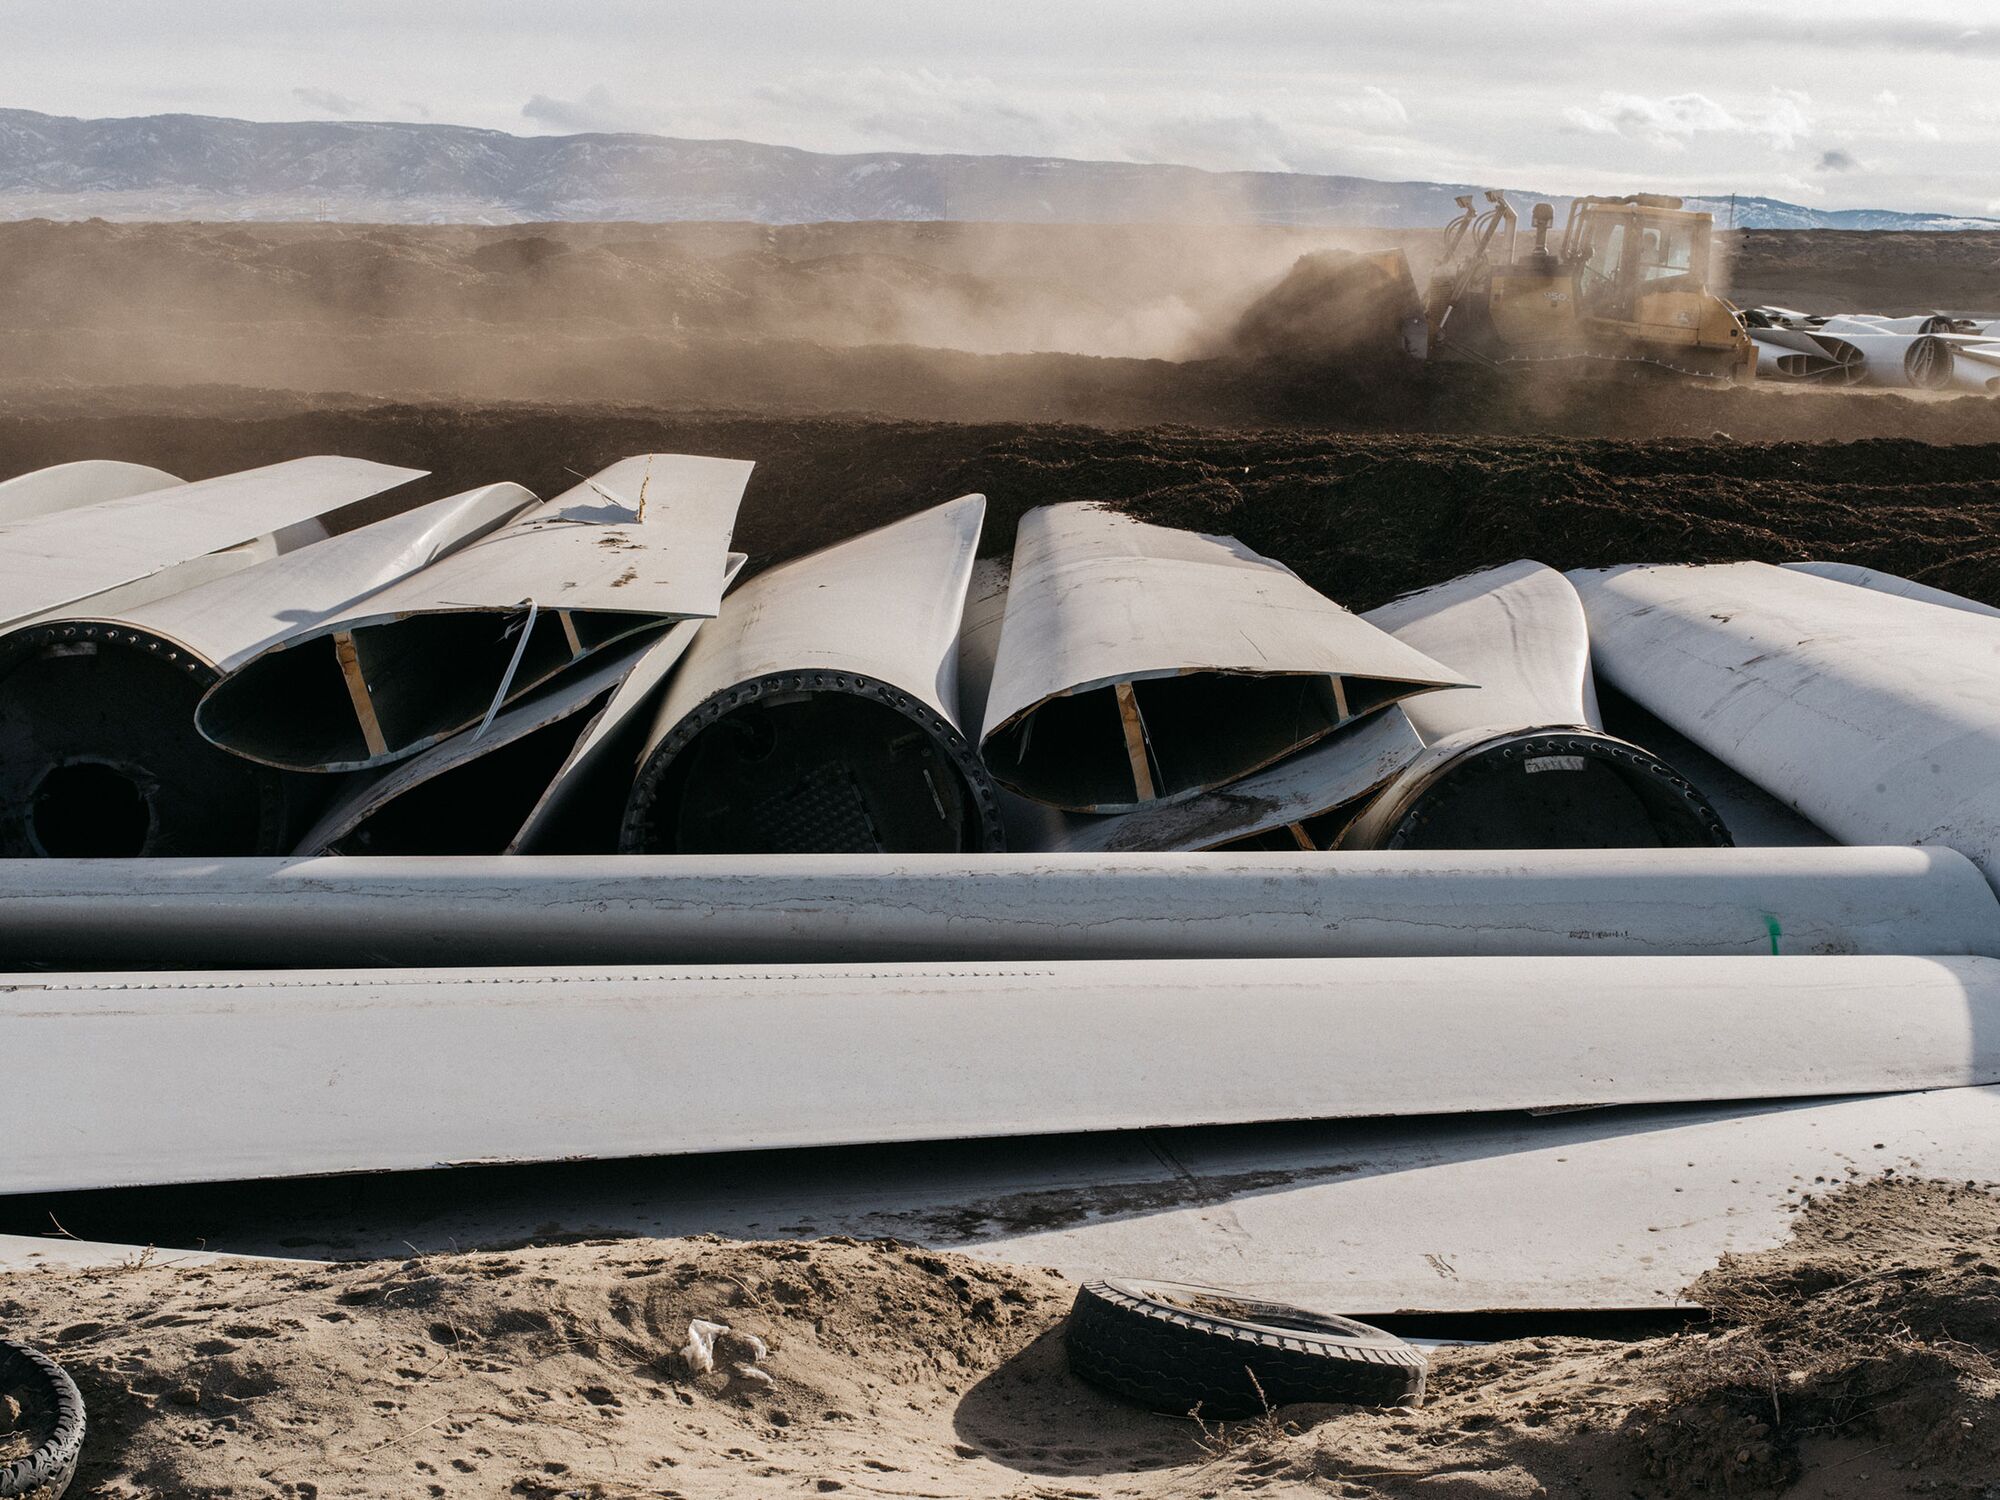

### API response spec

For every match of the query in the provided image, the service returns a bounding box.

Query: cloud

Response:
[293,87,362,117]
[521,85,653,134]
[1561,87,1812,151]
[757,69,1064,156]
[1336,86,1409,130]
[1816,148,1858,171]
[1679,16,2000,59]
[1873,90,1901,109]
[751,68,1416,174]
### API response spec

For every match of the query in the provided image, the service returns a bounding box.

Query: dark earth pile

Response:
[1219,249,1420,364]
[4,397,1996,610]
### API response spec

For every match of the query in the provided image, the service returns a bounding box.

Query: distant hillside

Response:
[0,109,1991,231]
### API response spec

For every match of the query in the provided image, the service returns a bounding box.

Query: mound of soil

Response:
[1220,250,1420,364]
[5,398,1994,612]
[3,1178,1995,1497]
[1631,1179,2000,1494]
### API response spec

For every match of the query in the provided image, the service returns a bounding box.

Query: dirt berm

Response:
[4,397,1995,610]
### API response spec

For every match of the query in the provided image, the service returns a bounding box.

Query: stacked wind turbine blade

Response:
[978,502,1466,815]
[0,455,426,632]
[1850,332,1957,389]
[195,454,753,772]
[1746,325,1866,384]
[1818,313,1958,336]
[1573,560,2000,890]
[0,459,185,523]
[957,542,1426,854]
[1340,561,1730,850]
[622,494,1002,855]
[1784,561,2000,620]
[0,460,340,618]
[0,481,532,857]
[1943,338,2000,392]
[508,554,750,853]
[298,555,747,855]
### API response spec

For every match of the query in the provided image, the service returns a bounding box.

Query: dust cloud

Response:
[1,218,1995,438]
[0,217,1428,394]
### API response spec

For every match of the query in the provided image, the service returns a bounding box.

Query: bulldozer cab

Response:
[1566,197,1710,322]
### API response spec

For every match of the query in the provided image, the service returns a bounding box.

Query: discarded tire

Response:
[0,1340,85,1500]
[1063,1279,1425,1419]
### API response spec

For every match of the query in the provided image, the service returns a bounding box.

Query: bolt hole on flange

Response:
[29,760,156,858]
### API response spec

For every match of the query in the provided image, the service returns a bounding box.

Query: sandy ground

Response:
[0,1178,1992,1499]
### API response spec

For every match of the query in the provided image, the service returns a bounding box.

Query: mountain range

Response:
[0,108,1990,231]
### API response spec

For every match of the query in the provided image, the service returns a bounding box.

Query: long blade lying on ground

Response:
[17,1090,1998,1312]
[1,846,1992,970]
[9,953,2000,1193]
[979,502,1467,813]
[1574,560,2000,889]
[0,455,426,630]
[195,454,752,772]
[621,494,1001,854]
[38,1088,1985,1312]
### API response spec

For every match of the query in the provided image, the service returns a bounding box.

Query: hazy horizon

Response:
[0,0,1993,217]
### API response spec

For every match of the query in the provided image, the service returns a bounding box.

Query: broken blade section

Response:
[0,455,427,631]
[1030,704,1425,854]
[194,454,752,773]
[509,555,747,854]
[295,551,746,855]
[0,482,535,858]
[979,503,1467,813]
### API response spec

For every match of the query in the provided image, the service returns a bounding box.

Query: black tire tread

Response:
[1064,1280,1423,1418]
[0,1340,84,1500]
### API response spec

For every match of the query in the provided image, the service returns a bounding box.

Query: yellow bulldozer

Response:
[1364,190,1755,382]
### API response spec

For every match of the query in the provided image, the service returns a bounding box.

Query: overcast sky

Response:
[2,0,1993,214]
